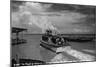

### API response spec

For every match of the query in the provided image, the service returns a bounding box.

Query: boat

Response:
[40,30,70,54]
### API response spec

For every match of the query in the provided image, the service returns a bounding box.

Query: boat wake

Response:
[50,46,95,63]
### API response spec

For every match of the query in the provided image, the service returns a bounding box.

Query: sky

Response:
[11,1,96,34]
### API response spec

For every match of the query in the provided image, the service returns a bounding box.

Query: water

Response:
[11,34,96,62]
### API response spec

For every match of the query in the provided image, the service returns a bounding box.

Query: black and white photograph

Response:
[11,0,96,67]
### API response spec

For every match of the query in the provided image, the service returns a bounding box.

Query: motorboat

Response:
[40,30,70,54]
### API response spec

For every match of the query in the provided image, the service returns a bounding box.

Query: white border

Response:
[0,0,97,67]
[0,0,10,67]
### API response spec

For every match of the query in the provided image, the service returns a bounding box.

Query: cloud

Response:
[41,3,53,10]
[12,2,58,33]
[11,1,95,34]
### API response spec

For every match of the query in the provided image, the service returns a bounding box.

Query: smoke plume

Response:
[17,2,58,33]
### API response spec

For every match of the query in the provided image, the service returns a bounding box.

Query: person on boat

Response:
[42,29,52,42]
[42,29,63,45]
